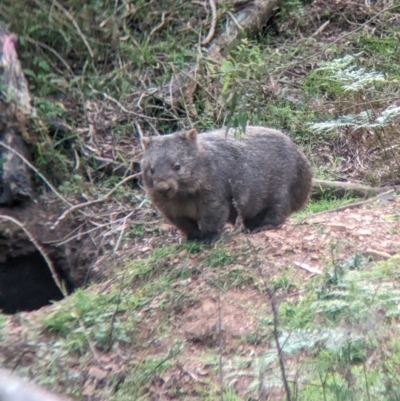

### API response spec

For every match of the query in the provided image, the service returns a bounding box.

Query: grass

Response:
[3,226,400,400]
[3,0,400,400]
[293,194,360,220]
[220,257,400,400]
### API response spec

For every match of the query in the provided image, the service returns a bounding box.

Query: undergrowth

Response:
[216,255,400,401]
[2,1,400,401]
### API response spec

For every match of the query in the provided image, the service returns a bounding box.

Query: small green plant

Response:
[40,288,135,352]
[270,275,294,291]
[212,38,266,130]
[207,248,237,268]
[211,265,256,289]
[110,340,183,401]
[310,104,400,135]
[307,55,400,157]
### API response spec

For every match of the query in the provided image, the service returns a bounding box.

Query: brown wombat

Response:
[140,126,312,243]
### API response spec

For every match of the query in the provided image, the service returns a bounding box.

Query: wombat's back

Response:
[196,126,312,220]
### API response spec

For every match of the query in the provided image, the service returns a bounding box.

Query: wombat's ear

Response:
[185,129,197,141]
[141,136,151,150]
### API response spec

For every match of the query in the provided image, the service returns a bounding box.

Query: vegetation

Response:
[1,0,400,400]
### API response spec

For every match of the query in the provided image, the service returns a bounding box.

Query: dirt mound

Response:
[0,196,98,313]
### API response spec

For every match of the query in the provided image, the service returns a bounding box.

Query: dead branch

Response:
[52,173,141,229]
[208,0,285,59]
[201,0,218,45]
[312,178,399,199]
[0,369,72,401]
[150,0,284,108]
[308,189,396,220]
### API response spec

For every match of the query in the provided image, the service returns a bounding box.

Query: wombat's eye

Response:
[174,164,181,171]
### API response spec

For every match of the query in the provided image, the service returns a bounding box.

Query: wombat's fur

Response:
[140,126,312,243]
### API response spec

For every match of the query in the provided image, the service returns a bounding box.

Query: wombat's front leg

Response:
[172,215,219,244]
[171,215,202,239]
[192,202,230,244]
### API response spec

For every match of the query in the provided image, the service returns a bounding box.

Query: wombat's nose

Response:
[155,182,173,197]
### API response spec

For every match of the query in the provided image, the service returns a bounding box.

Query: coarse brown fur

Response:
[140,126,312,243]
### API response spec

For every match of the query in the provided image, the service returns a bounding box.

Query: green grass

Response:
[40,288,137,352]
[293,195,360,220]
[38,245,202,352]
[3,1,400,400]
[358,33,400,75]
[207,248,237,268]
[229,257,400,400]
[109,341,183,401]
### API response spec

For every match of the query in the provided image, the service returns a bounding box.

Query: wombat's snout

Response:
[154,180,178,198]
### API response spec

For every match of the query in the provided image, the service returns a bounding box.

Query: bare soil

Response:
[1,195,399,399]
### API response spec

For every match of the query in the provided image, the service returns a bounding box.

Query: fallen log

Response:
[312,178,400,199]
[208,0,285,59]
[150,0,285,108]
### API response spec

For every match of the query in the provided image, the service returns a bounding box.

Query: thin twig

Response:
[105,268,127,351]
[72,310,101,362]
[135,122,144,140]
[266,286,292,401]
[90,87,171,121]
[245,236,292,399]
[0,214,67,296]
[52,0,94,58]
[114,210,135,252]
[312,20,330,37]
[218,278,224,400]
[0,141,73,207]
[202,0,218,45]
[226,11,244,31]
[150,11,167,36]
[52,173,141,229]
[25,36,74,76]
[175,64,226,110]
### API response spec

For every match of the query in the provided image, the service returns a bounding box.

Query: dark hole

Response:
[0,251,75,314]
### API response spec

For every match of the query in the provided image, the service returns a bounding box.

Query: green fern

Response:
[310,104,400,134]
[315,55,386,91]
[308,56,400,137]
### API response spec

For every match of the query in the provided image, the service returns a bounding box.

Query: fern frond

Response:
[315,55,386,92]
[309,104,400,135]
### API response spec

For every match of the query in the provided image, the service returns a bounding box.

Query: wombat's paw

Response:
[250,224,282,234]
[187,231,221,245]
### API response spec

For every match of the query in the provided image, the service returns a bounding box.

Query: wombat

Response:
[140,126,312,243]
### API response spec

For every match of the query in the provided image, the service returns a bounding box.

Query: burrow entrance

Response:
[0,251,75,314]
